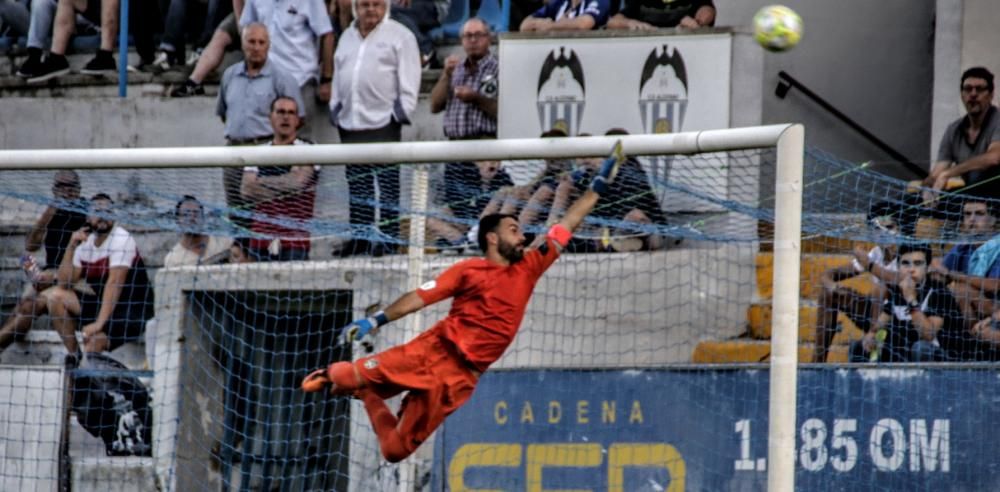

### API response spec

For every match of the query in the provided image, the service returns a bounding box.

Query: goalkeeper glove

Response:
[590,140,625,195]
[337,311,389,352]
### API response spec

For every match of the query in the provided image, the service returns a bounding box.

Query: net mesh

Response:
[0,142,993,490]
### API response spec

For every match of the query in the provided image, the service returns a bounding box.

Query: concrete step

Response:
[755,252,878,301]
[70,456,157,492]
[691,340,849,364]
[0,329,148,370]
[746,302,865,344]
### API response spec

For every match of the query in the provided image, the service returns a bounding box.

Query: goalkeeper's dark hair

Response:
[478,213,517,252]
[898,242,932,264]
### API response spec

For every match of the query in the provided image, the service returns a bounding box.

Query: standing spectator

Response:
[239,0,334,140]
[241,96,320,261]
[330,0,420,257]
[430,17,498,141]
[0,171,86,355]
[812,201,903,363]
[44,194,154,359]
[607,0,714,30]
[216,23,304,237]
[929,67,1000,198]
[163,196,232,267]
[850,244,962,362]
[519,0,610,32]
[428,160,513,250]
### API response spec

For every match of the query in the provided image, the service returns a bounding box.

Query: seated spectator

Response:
[930,198,999,323]
[22,0,156,82]
[850,243,963,362]
[607,0,714,31]
[812,201,903,363]
[546,129,669,252]
[0,171,86,356]
[15,0,95,77]
[0,0,28,40]
[170,9,243,96]
[928,67,1000,199]
[240,96,319,261]
[163,195,232,267]
[228,240,255,264]
[44,194,154,361]
[519,0,610,32]
[428,160,513,250]
[150,0,232,73]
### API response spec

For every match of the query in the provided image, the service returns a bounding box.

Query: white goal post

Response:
[0,124,804,492]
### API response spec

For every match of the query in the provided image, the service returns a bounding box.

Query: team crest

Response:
[364,359,379,369]
[536,47,586,136]
[639,45,688,135]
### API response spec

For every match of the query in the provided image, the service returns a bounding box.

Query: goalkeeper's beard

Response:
[498,238,525,264]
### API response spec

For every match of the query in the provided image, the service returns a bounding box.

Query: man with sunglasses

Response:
[812,201,904,363]
[0,171,86,357]
[929,67,1000,198]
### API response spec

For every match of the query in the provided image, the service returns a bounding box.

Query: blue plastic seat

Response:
[430,0,470,40]
[476,0,509,33]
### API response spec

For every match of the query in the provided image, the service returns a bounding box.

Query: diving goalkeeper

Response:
[302,142,627,462]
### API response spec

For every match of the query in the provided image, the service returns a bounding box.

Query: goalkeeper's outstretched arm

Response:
[557,141,625,234]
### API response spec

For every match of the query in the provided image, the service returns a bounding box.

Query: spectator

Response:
[215,23,304,237]
[512,129,575,230]
[20,0,157,82]
[240,96,320,261]
[45,194,154,360]
[430,17,498,140]
[330,0,419,257]
[169,7,242,97]
[150,0,232,72]
[228,240,255,264]
[929,67,1000,198]
[428,160,513,250]
[333,0,445,66]
[0,0,28,40]
[519,0,610,32]
[163,195,232,267]
[238,0,333,140]
[930,199,999,321]
[0,171,86,355]
[850,243,962,362]
[548,128,669,252]
[607,0,714,31]
[812,201,903,363]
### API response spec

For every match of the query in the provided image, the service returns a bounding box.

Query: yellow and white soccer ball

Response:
[753,5,802,52]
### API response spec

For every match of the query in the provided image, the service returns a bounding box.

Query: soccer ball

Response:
[753,5,802,52]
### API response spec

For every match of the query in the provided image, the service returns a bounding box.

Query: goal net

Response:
[5,126,988,492]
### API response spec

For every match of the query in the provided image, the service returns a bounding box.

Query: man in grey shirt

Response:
[217,22,304,235]
[930,66,1000,199]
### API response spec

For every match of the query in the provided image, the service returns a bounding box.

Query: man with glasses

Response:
[163,195,232,267]
[430,18,498,141]
[929,67,1000,198]
[812,201,904,363]
[0,171,86,357]
[330,0,420,257]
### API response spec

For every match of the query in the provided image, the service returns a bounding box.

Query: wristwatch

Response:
[908,300,921,312]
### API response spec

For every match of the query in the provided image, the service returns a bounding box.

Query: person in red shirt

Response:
[301,142,627,462]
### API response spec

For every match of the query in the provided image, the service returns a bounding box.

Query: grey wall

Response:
[718,0,937,180]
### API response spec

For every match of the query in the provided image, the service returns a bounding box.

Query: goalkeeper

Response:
[302,142,626,462]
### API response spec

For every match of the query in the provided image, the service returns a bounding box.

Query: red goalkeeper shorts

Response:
[355,328,480,449]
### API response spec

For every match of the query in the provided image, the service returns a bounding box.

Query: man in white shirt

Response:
[330,0,420,256]
[45,194,154,361]
[240,0,334,141]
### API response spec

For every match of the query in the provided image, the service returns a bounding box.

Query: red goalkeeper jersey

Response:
[415,237,561,371]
